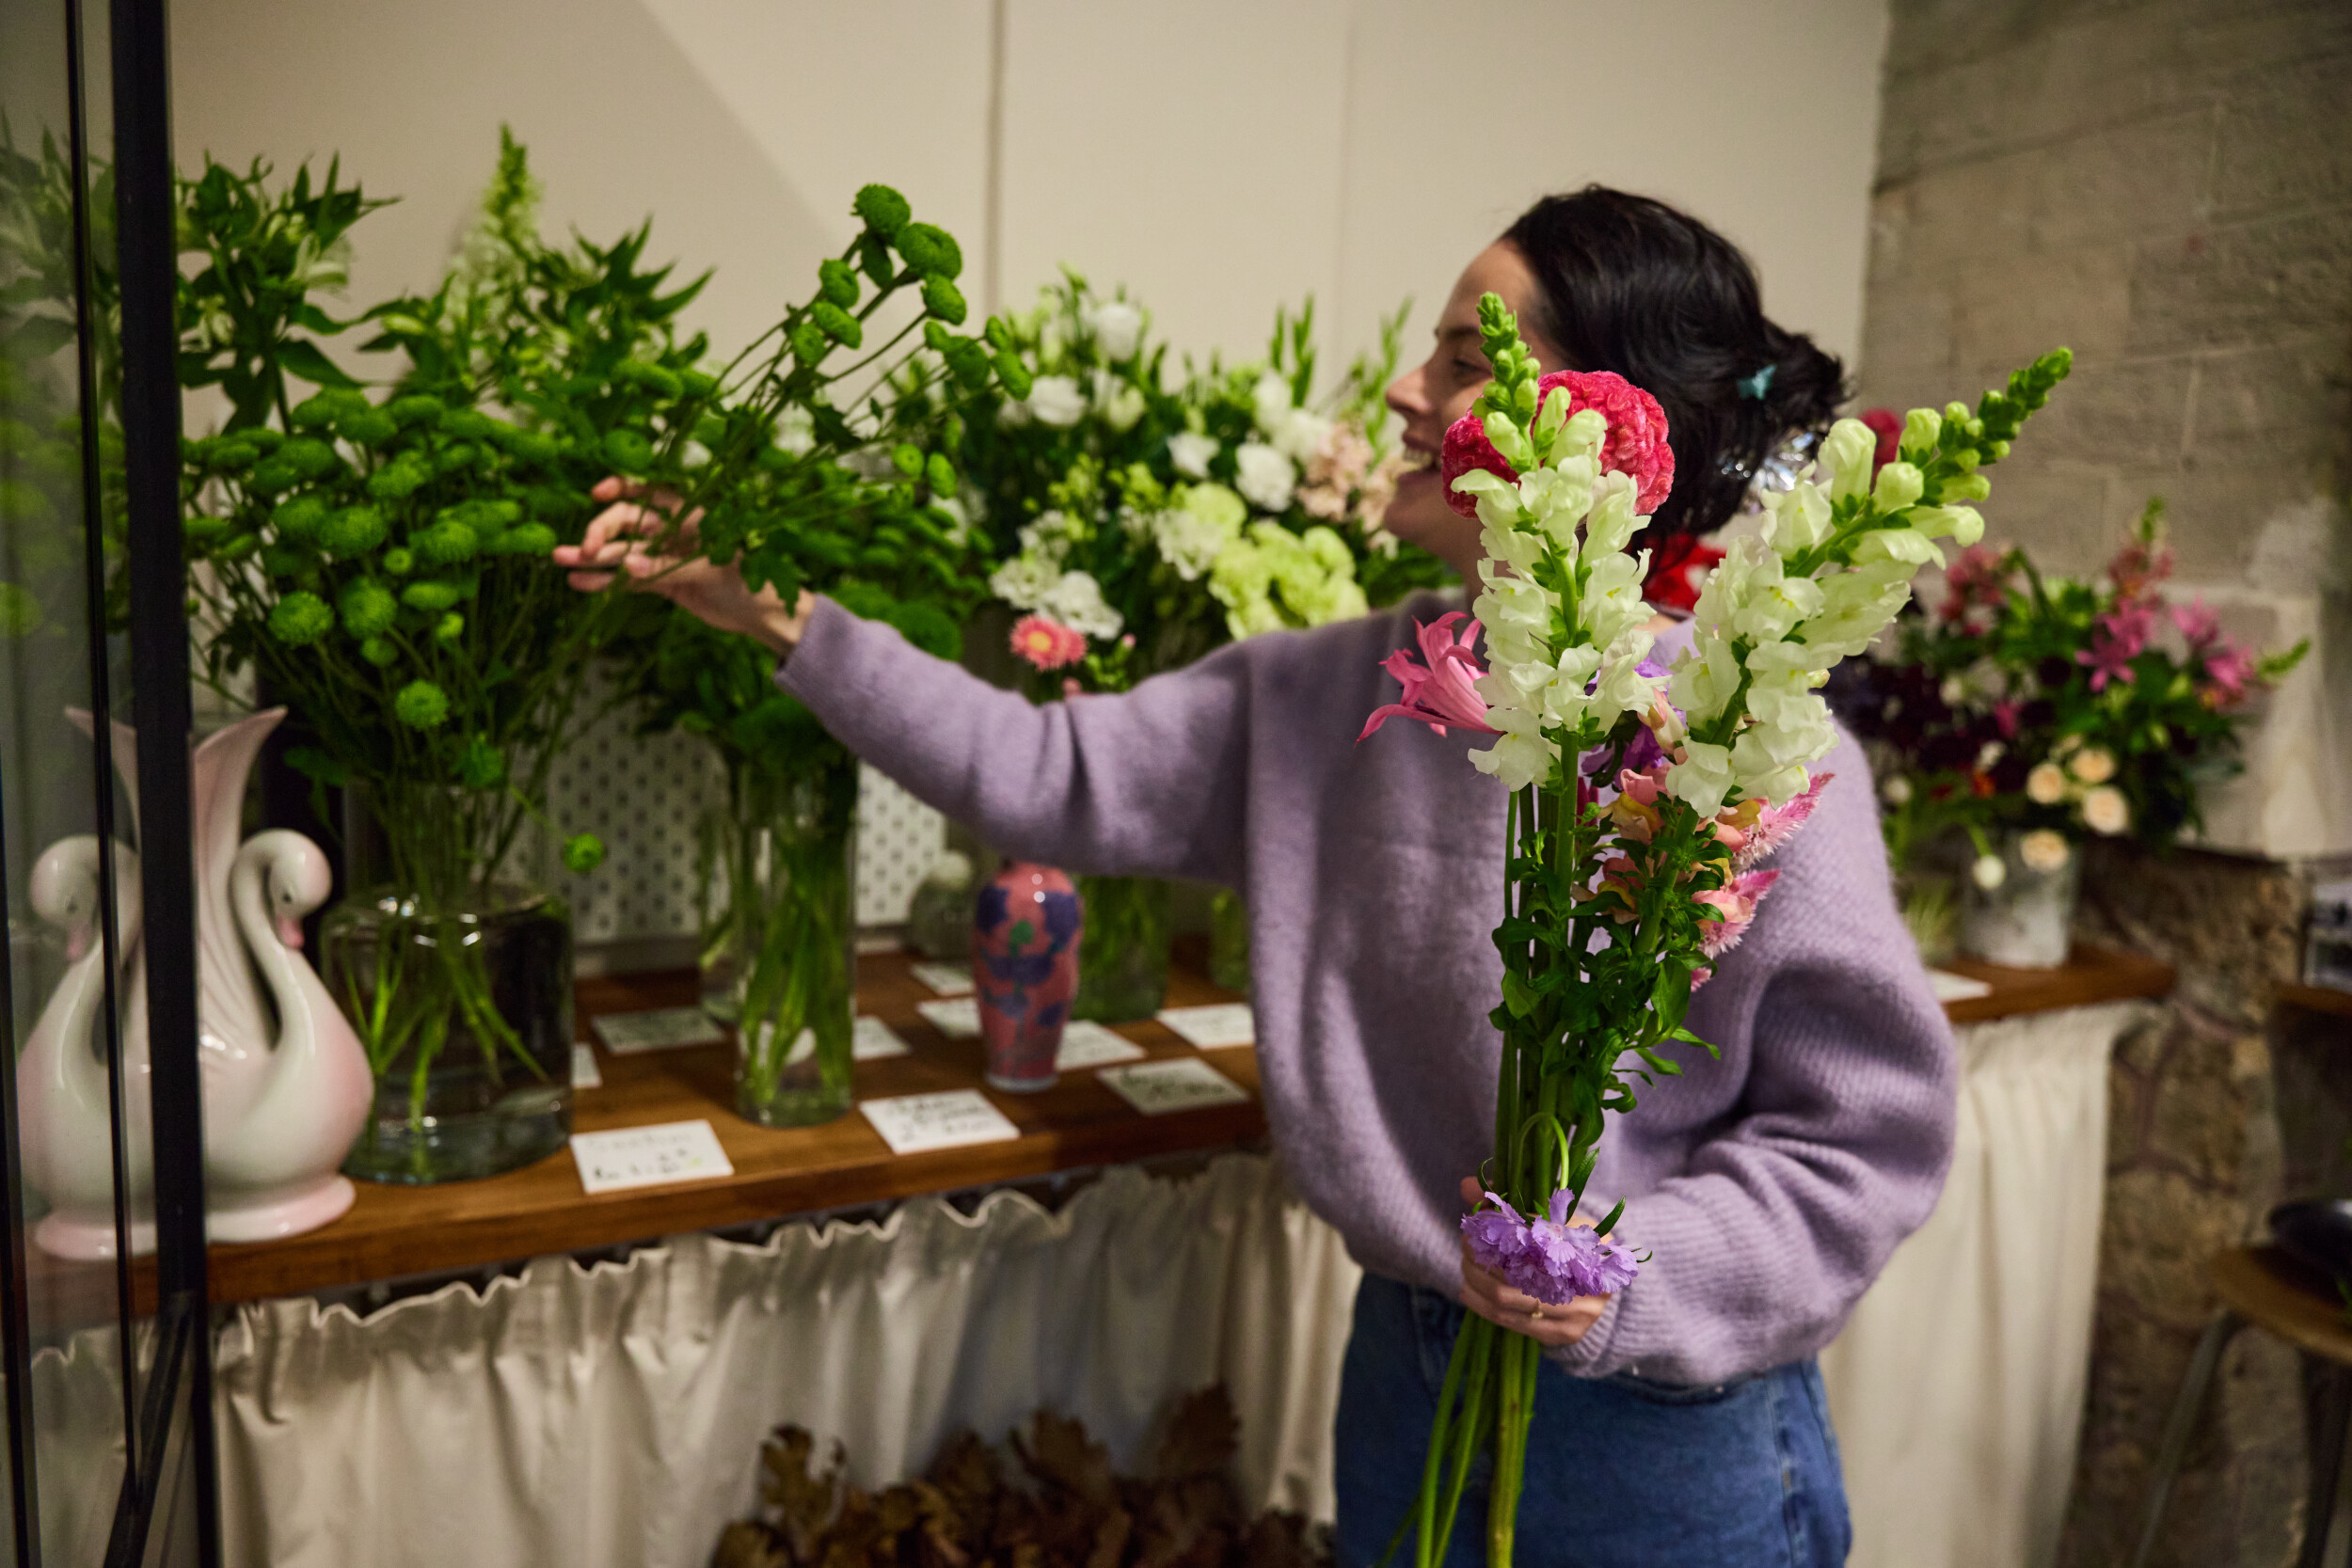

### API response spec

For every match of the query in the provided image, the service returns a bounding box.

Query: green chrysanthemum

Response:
[319,504,387,554]
[393,680,449,729]
[272,494,330,541]
[338,578,397,637]
[267,591,334,645]
[562,832,606,875]
[456,736,505,788]
[411,519,479,564]
[896,222,961,279]
[358,635,399,668]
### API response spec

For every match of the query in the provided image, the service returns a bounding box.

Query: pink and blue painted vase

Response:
[972,862,1083,1093]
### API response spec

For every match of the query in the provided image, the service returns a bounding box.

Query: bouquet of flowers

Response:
[1837,499,2305,942]
[1359,292,2069,1566]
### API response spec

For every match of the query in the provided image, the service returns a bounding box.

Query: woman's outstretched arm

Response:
[553,480,1250,883]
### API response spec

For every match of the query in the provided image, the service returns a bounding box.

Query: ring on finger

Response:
[1527,1301,1543,1320]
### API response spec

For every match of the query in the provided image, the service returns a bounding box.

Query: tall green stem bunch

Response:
[1366,294,2071,1567]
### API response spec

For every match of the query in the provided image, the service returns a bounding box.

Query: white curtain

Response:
[1820,1001,2148,1568]
[211,1152,1361,1568]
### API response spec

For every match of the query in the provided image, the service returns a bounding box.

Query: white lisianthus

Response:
[2018,830,2072,873]
[2026,761,2069,804]
[1038,569,1123,640]
[1251,372,1294,437]
[1020,374,1088,428]
[1233,442,1297,512]
[1168,431,1219,479]
[1882,773,1914,805]
[1080,300,1144,360]
[1270,406,1334,465]
[989,553,1062,610]
[1972,854,2008,891]
[2068,746,2117,784]
[1090,372,1145,432]
[2079,784,2130,836]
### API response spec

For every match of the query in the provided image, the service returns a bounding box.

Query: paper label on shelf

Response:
[911,961,974,996]
[859,1090,1021,1155]
[916,997,981,1038]
[593,1007,724,1053]
[570,1043,602,1090]
[853,1016,913,1061]
[570,1119,734,1195]
[1156,1003,1256,1050]
[1056,1022,1147,1069]
[1927,969,1994,1003]
[1099,1057,1250,1116]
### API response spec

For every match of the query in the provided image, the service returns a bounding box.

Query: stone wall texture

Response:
[1863,0,2352,857]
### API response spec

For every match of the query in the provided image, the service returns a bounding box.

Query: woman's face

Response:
[1383,242,1567,575]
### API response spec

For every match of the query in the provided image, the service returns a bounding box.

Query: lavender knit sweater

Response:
[780,592,1957,1386]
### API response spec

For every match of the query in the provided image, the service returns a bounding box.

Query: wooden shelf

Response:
[199,949,1264,1305]
[2278,981,2352,1020]
[40,937,2159,1311]
[1937,942,2174,1025]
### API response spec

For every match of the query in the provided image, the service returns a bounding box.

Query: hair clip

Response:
[1737,365,1776,401]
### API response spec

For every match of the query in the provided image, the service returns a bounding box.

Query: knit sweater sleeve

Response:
[1549,734,1961,1386]
[774,596,1249,885]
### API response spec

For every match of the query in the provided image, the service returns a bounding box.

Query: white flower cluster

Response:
[2025,737,2132,836]
[987,509,1125,640]
[1451,403,1668,793]
[1666,414,1984,814]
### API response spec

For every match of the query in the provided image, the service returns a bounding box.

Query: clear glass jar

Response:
[324,883,574,1184]
[1071,874,1172,1023]
[703,754,859,1128]
[1958,830,2080,969]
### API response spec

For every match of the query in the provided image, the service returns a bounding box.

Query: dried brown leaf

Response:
[1084,1508,1133,1568]
[1017,1411,1119,1510]
[714,1520,789,1568]
[1151,1388,1238,1482]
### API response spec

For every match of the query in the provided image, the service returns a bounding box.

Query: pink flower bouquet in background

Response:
[1359,292,2073,1568]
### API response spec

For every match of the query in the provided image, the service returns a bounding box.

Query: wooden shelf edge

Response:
[2278,981,2352,1020]
[1939,941,2176,1025]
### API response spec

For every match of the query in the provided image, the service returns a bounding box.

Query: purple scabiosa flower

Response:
[1461,1190,1641,1305]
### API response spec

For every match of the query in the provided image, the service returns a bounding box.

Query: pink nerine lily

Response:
[1359,612,1502,740]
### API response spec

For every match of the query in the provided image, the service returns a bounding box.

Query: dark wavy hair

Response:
[1501,187,1847,540]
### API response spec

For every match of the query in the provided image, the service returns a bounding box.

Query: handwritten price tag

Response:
[910,961,974,996]
[1099,1057,1250,1116]
[571,1043,602,1090]
[859,1090,1021,1155]
[1056,1022,1146,1069]
[1156,1004,1255,1049]
[570,1120,735,1195]
[915,997,981,1039]
[853,1016,913,1061]
[592,1007,724,1054]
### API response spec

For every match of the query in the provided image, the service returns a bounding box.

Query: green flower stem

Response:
[723,755,859,1121]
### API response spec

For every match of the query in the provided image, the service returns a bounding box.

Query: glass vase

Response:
[326,784,575,1184]
[704,754,859,1128]
[1071,874,1172,1023]
[1958,831,2080,969]
[1208,887,1251,994]
[324,883,574,1185]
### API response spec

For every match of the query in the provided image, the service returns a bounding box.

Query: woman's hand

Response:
[551,477,814,655]
[1455,1175,1609,1349]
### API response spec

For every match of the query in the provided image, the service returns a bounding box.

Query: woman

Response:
[557,187,1955,1567]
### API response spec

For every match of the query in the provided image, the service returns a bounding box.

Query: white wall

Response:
[171,0,1888,384]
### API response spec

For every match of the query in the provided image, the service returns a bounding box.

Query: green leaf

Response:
[274,337,358,389]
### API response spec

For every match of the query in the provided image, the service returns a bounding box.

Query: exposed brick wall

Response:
[1863,0,2352,857]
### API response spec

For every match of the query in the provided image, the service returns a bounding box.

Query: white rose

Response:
[2080,785,2130,836]
[1081,300,1144,361]
[1251,372,1294,436]
[1881,774,1914,806]
[1021,374,1087,428]
[2068,746,2117,785]
[2018,830,2072,874]
[1233,442,1296,512]
[1971,854,2008,892]
[1168,431,1219,479]
[2026,762,2069,804]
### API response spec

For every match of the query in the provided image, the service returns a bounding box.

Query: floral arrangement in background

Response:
[1836,498,2307,900]
[1360,293,2071,1566]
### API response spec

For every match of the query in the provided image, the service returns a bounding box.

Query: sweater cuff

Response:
[773,594,856,701]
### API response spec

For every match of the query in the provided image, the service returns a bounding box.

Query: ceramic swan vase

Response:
[15,837,154,1260]
[37,706,373,1248]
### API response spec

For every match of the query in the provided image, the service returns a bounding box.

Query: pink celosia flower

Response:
[1440,370,1676,519]
[1733,774,1832,872]
[1858,407,1902,474]
[1694,869,1781,958]
[1009,615,1087,672]
[1359,612,1501,740]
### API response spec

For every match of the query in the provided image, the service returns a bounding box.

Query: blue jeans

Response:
[1334,1275,1850,1568]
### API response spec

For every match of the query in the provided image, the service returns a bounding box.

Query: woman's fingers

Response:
[1455,1238,1606,1348]
[1459,1175,1484,1207]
